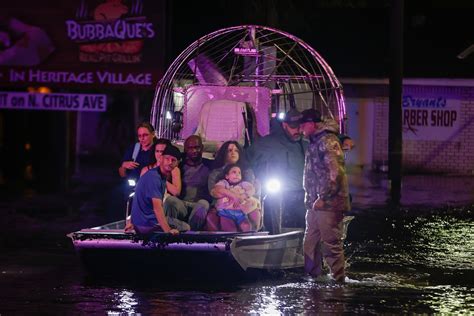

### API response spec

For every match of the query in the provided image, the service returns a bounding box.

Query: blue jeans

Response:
[164,196,209,231]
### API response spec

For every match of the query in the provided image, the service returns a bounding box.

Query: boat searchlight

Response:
[265,178,281,194]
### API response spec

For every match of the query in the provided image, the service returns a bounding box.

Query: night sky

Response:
[167,1,474,78]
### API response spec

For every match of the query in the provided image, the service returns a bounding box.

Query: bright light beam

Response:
[266,178,281,193]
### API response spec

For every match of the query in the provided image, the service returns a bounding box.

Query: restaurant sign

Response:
[65,0,157,64]
[0,0,165,89]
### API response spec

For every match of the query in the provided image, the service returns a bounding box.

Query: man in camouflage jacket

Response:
[300,109,351,283]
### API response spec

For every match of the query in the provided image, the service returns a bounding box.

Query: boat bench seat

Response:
[194,99,247,153]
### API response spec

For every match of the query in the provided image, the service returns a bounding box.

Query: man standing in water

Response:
[248,108,353,230]
[299,109,351,283]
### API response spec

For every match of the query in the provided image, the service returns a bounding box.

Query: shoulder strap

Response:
[132,142,141,162]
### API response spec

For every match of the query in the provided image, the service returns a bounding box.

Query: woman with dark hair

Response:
[208,141,254,189]
[206,141,261,231]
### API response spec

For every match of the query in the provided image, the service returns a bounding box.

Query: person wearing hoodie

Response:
[247,109,307,229]
[300,109,351,283]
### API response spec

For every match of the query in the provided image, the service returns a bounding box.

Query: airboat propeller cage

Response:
[151,25,346,141]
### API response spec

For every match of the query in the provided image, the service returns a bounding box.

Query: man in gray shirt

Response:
[164,135,212,230]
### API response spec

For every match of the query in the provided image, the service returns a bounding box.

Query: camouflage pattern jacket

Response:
[303,120,350,212]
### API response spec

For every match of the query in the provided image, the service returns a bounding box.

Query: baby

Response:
[213,164,260,232]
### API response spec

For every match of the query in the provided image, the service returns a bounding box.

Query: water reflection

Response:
[1,212,472,314]
[423,285,473,314]
[251,287,281,314]
[108,290,138,315]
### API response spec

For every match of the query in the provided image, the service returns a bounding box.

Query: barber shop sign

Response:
[402,94,460,141]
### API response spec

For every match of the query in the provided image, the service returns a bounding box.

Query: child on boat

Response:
[213,164,260,232]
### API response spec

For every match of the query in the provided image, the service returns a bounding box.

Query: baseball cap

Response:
[283,109,303,128]
[300,109,322,123]
[162,144,182,161]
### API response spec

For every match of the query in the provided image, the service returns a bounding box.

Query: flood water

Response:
[1,208,473,314]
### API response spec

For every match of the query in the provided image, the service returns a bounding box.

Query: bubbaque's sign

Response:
[65,18,155,42]
[0,92,107,112]
[66,0,157,64]
[0,0,165,89]
[402,95,460,141]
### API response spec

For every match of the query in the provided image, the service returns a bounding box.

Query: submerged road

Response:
[0,168,473,314]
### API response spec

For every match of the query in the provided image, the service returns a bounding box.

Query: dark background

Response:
[168,0,473,78]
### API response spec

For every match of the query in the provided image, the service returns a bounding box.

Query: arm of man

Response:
[207,169,220,193]
[152,198,179,235]
[318,137,346,201]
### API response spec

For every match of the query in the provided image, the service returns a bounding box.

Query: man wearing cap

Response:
[300,109,351,283]
[248,108,353,231]
[248,108,312,230]
[248,108,307,228]
[130,144,190,235]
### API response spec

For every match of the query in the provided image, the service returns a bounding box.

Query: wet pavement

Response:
[348,167,474,211]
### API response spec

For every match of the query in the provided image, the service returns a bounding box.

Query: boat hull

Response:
[68,221,304,280]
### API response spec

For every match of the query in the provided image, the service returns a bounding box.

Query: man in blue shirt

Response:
[131,145,190,235]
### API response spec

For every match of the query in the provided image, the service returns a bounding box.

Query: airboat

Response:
[69,25,347,279]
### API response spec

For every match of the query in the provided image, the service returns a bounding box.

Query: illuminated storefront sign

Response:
[8,69,152,86]
[402,95,461,141]
[0,0,165,89]
[66,0,157,64]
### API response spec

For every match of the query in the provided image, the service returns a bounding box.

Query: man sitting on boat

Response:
[140,138,182,198]
[129,144,190,235]
[163,135,212,231]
